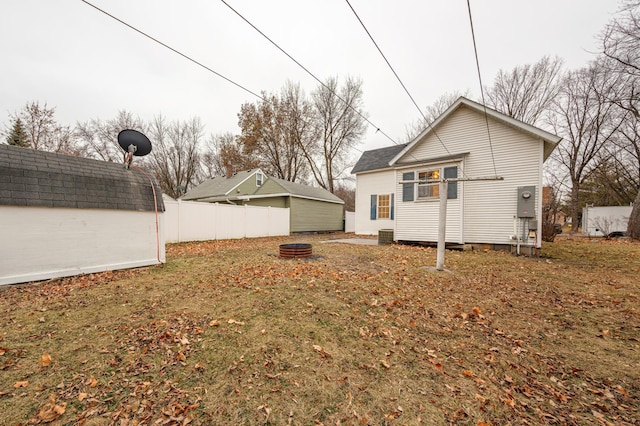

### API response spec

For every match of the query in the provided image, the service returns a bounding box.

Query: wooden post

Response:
[436,181,448,271]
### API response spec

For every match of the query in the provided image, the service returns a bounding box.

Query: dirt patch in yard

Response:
[0,236,638,425]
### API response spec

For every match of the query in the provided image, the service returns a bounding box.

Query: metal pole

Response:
[436,181,448,271]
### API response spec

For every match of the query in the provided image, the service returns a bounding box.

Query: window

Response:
[418,169,440,199]
[256,172,264,186]
[404,166,458,201]
[378,194,391,219]
[370,193,394,220]
[402,171,415,201]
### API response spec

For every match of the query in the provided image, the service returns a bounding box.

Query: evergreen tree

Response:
[5,118,29,147]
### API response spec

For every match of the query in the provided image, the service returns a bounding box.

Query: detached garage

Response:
[0,144,165,285]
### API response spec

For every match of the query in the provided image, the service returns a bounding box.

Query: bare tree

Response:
[548,60,625,232]
[237,81,312,182]
[201,132,261,179]
[601,0,640,239]
[404,90,470,141]
[302,76,367,193]
[76,110,146,162]
[333,183,355,212]
[485,56,564,126]
[6,101,84,155]
[146,115,203,199]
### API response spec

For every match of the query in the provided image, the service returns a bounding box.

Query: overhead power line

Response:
[80,0,267,102]
[218,0,398,147]
[345,0,469,177]
[466,0,498,176]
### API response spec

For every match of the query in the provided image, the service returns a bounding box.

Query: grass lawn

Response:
[1,235,638,425]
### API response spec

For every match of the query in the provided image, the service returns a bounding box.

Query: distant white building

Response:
[582,205,632,237]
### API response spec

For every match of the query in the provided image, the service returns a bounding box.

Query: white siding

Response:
[0,206,165,286]
[355,170,396,235]
[396,106,544,246]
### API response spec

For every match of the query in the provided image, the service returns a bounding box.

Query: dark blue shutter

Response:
[390,193,394,220]
[370,194,377,220]
[402,172,414,201]
[444,166,457,199]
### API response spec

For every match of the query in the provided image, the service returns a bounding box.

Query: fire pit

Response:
[279,243,313,258]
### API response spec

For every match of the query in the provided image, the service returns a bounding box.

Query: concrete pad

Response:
[320,238,379,246]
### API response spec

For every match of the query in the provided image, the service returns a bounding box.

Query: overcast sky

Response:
[0,0,620,155]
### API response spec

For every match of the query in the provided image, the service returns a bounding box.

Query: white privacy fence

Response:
[164,199,290,243]
[345,211,355,233]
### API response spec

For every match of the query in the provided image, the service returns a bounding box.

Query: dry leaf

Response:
[78,392,88,401]
[228,319,245,325]
[477,421,491,426]
[312,344,331,358]
[37,394,66,422]
[209,319,220,326]
[472,306,482,316]
[501,395,516,408]
[0,347,7,356]
[87,376,98,388]
[462,370,474,377]
[14,381,29,388]
[177,351,187,362]
[380,359,391,369]
[39,353,52,367]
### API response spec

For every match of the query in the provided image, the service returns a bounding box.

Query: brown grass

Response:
[1,235,638,425]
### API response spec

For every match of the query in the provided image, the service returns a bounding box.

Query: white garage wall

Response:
[0,206,165,285]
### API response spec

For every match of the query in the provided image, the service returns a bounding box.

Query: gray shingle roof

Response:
[351,144,408,174]
[0,144,164,212]
[181,169,258,201]
[266,176,344,203]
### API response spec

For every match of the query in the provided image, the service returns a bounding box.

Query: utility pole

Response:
[398,175,503,271]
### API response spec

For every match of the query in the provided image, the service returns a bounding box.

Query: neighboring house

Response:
[182,169,344,232]
[0,144,165,285]
[352,97,561,251]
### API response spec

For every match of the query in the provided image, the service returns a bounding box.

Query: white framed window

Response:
[377,194,391,219]
[417,169,440,199]
[403,166,457,202]
[370,193,394,220]
[256,172,264,186]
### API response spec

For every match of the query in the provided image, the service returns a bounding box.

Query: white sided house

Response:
[352,97,561,251]
[0,144,165,285]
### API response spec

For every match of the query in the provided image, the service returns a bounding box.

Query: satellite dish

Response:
[118,129,152,156]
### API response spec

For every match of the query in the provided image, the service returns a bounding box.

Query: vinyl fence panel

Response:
[164,199,289,243]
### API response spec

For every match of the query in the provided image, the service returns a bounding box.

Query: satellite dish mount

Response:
[118,129,152,169]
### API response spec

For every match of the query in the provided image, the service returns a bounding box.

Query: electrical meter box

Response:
[517,186,536,218]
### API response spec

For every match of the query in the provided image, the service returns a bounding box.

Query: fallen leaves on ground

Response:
[0,236,638,424]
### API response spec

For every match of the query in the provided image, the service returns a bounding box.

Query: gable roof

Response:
[181,169,262,201]
[184,169,344,205]
[390,97,561,166]
[260,176,344,204]
[0,144,164,212]
[351,143,408,174]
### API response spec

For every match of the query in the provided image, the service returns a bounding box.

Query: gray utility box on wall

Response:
[517,186,536,218]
